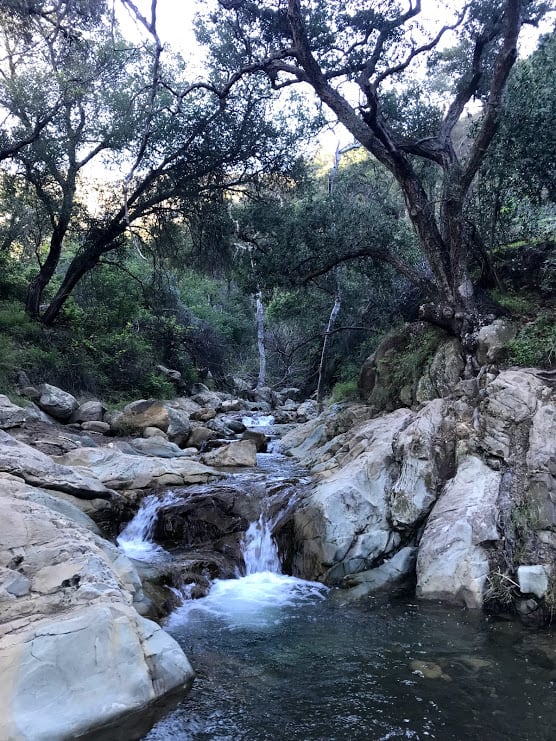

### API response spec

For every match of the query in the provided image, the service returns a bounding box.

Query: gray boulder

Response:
[0,395,27,429]
[0,430,115,500]
[37,383,79,422]
[416,455,501,608]
[202,440,258,467]
[166,407,191,447]
[0,493,194,741]
[71,400,105,423]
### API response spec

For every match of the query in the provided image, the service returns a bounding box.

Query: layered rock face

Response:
[280,343,556,618]
[0,480,194,741]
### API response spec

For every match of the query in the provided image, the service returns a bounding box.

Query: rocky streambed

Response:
[1,323,556,739]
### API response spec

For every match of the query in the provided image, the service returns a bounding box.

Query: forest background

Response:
[0,0,554,405]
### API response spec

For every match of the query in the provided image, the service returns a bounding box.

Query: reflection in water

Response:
[146,597,556,741]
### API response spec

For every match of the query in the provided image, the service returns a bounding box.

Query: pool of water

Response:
[143,591,556,740]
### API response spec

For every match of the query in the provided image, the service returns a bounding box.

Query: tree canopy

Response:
[210,0,552,340]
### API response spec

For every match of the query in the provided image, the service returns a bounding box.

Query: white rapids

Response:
[117,492,177,562]
[167,511,327,630]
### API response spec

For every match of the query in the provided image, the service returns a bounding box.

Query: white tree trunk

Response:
[316,284,341,404]
[256,290,266,388]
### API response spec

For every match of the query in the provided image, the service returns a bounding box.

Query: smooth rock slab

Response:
[416,455,501,608]
[0,492,194,741]
[0,603,194,741]
[55,446,219,489]
[0,430,115,500]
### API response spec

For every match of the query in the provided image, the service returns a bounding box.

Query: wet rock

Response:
[342,547,417,599]
[242,430,268,452]
[410,660,451,681]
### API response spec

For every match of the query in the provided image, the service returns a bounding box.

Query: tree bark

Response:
[255,290,266,389]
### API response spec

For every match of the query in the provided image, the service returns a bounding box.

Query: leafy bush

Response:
[506,312,556,368]
[331,378,359,401]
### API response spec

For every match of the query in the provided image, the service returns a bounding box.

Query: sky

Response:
[124,0,551,56]
[119,0,553,156]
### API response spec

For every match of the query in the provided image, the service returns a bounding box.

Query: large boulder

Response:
[416,455,501,608]
[0,493,194,740]
[291,409,413,583]
[389,399,456,530]
[0,431,115,500]
[55,446,219,489]
[36,383,79,422]
[71,400,105,423]
[166,407,192,447]
[201,440,258,468]
[108,399,170,435]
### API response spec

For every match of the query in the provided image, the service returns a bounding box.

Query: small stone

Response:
[143,426,167,438]
[81,421,110,434]
[518,565,551,598]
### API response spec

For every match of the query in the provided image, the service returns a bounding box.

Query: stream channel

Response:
[117,416,556,741]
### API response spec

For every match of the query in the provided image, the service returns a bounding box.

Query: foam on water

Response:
[167,571,327,630]
[117,492,178,562]
[169,508,327,629]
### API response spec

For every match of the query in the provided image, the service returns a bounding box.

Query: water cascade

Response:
[138,425,556,741]
[166,507,327,631]
[117,492,177,562]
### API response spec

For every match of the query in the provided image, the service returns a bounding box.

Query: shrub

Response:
[506,312,556,368]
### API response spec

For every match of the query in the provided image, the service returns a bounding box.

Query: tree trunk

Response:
[255,290,266,389]
[316,282,341,404]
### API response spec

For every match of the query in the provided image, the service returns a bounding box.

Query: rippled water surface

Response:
[132,428,556,741]
[143,592,556,741]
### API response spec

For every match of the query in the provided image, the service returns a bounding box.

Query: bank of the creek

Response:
[114,440,556,741]
[1,356,556,741]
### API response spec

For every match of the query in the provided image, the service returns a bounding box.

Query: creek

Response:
[117,419,556,741]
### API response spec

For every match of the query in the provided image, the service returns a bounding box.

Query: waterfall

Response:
[242,413,275,428]
[241,514,281,575]
[117,491,177,562]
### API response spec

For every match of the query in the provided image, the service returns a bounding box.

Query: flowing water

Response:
[118,420,556,741]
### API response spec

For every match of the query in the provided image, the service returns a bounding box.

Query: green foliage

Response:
[331,379,359,402]
[506,312,556,368]
[490,289,537,316]
[366,324,446,411]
